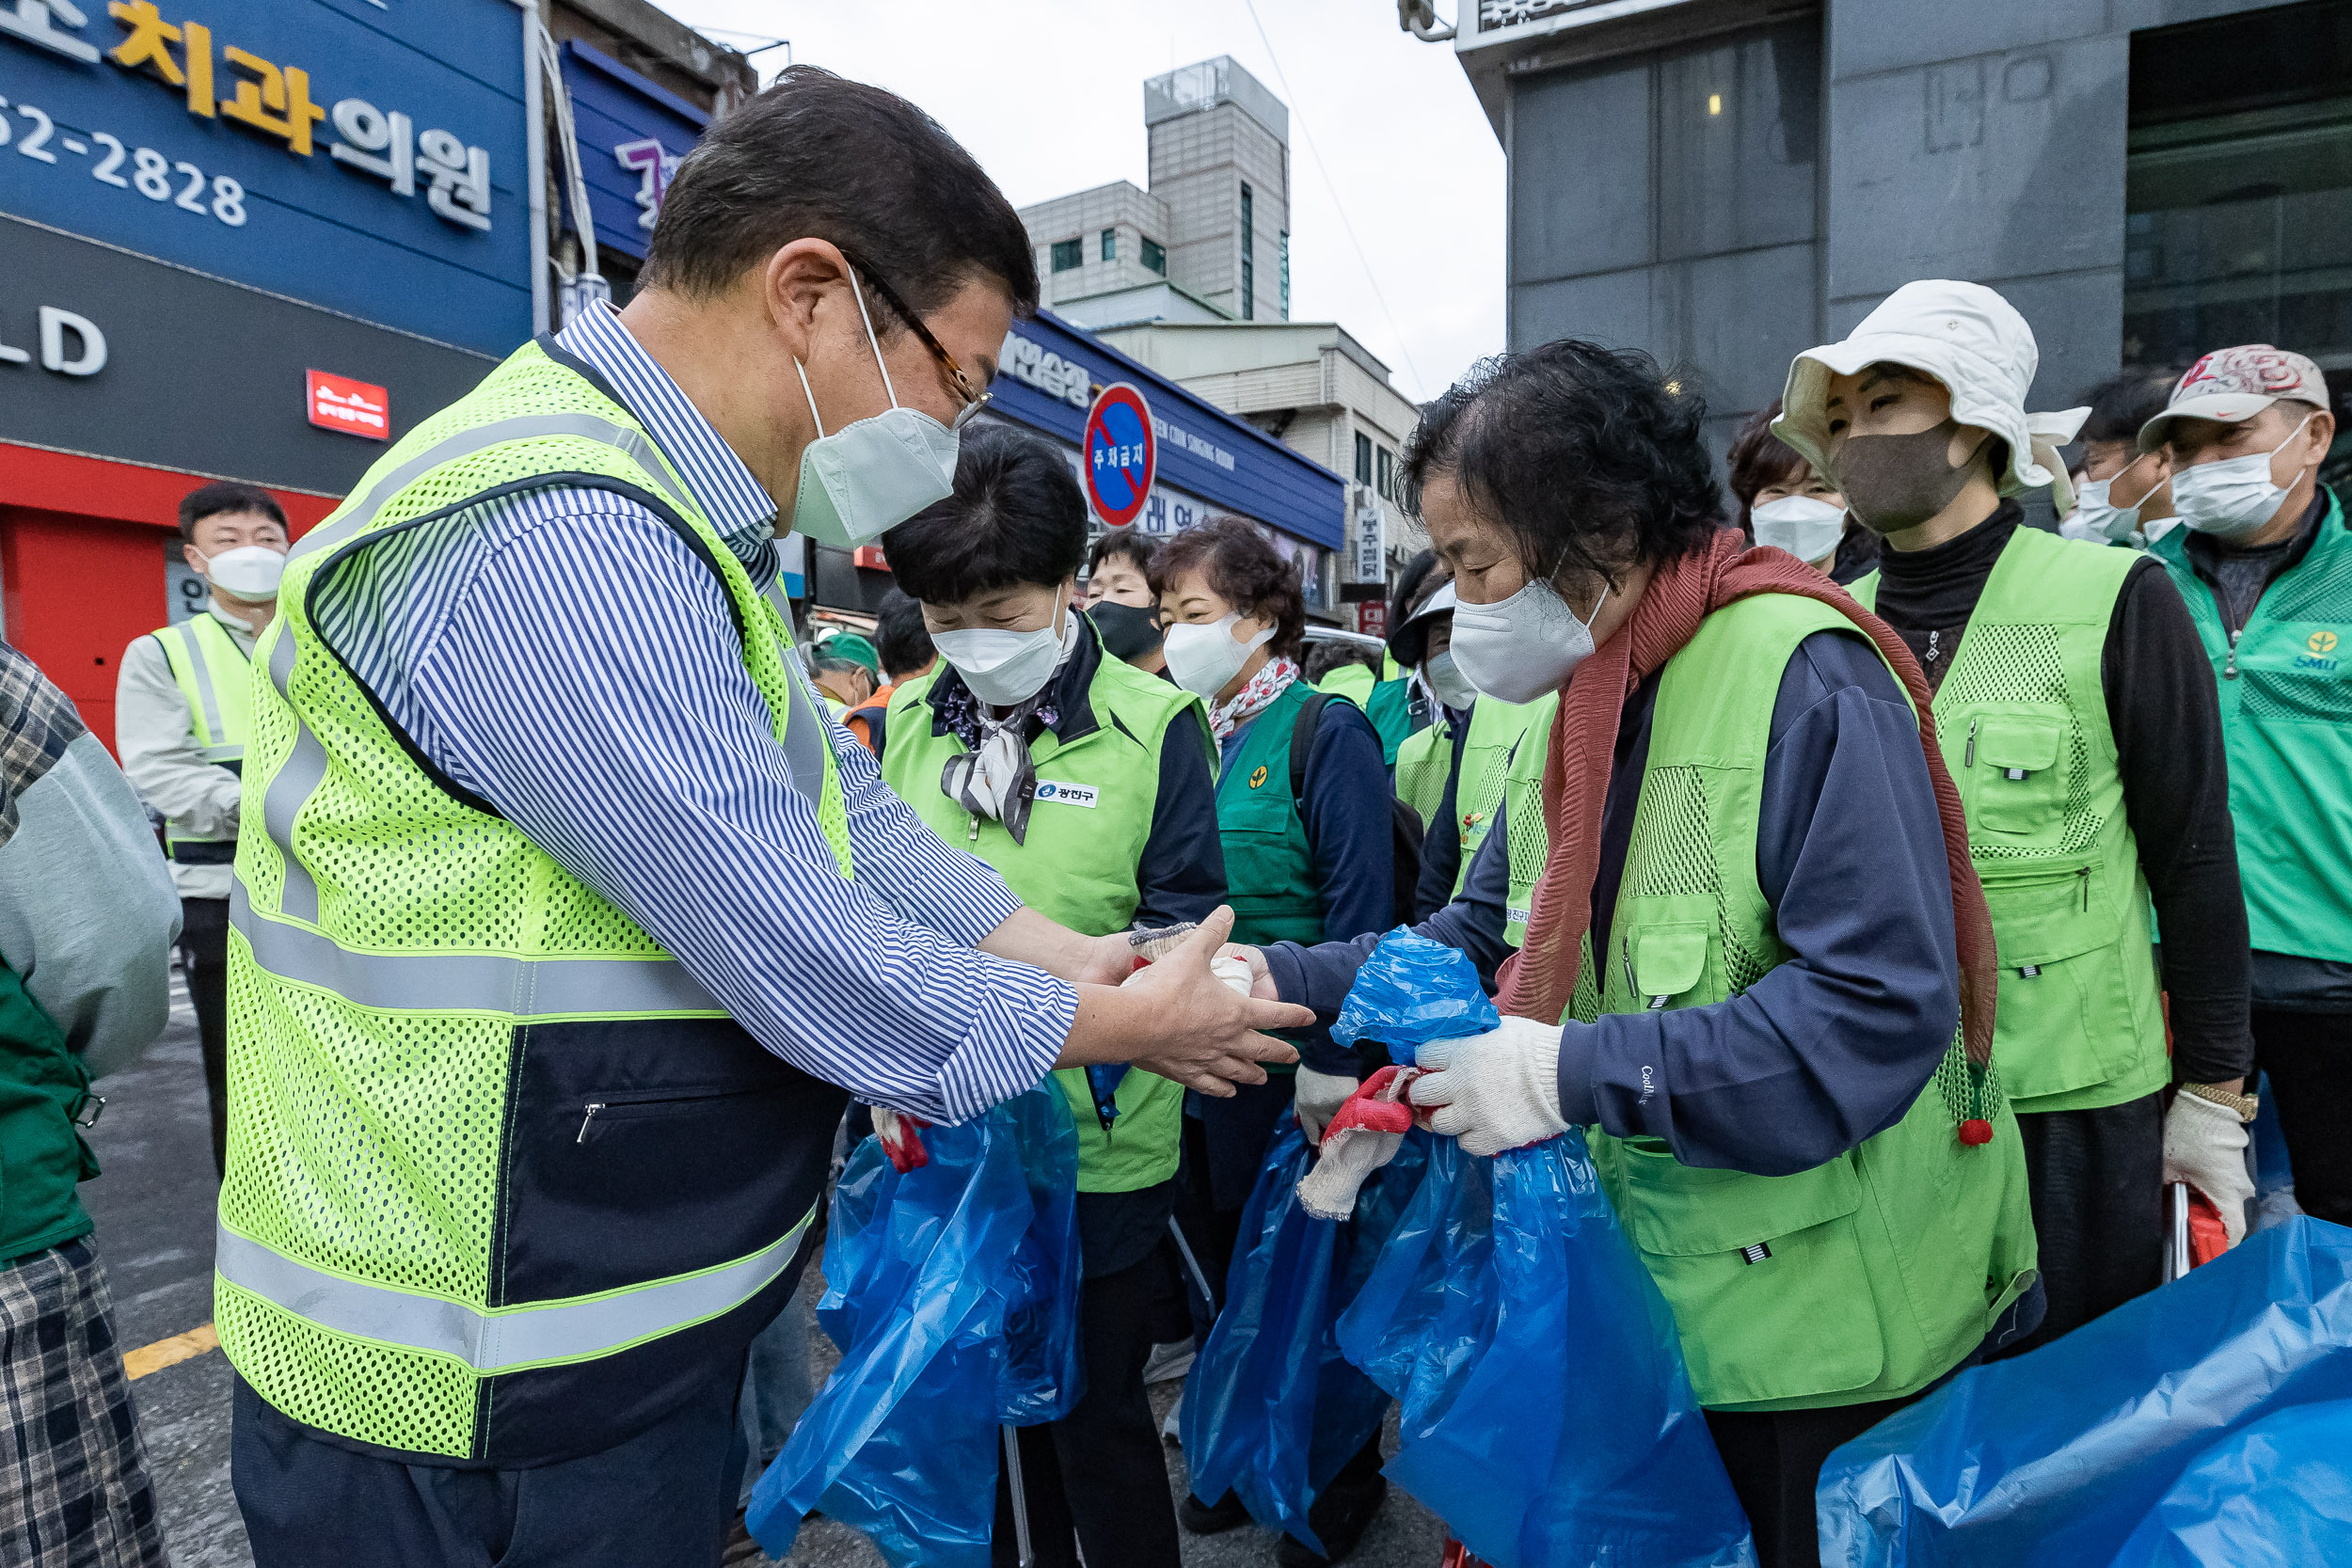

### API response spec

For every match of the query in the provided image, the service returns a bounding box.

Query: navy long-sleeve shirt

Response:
[1265,627,1961,1179]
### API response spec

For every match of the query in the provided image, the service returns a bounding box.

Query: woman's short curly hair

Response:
[1400,341,1724,587]
[1148,516,1307,660]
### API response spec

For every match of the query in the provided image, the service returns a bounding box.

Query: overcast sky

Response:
[666,0,1504,404]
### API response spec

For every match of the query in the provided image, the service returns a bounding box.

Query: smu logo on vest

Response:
[2297,628,2342,672]
[1033,780,1099,809]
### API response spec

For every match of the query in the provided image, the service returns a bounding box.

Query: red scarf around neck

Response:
[1495,529,1996,1073]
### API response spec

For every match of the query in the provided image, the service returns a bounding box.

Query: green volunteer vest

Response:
[2153,494,2352,963]
[1314,664,1411,766]
[152,612,253,860]
[1216,678,1335,947]
[881,633,1209,1194]
[1854,527,2168,1113]
[1581,593,2037,1412]
[1392,719,1454,839]
[220,339,857,1463]
[1494,694,1558,947]
[0,958,100,1266]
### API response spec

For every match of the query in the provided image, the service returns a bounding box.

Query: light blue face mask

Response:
[789,268,960,549]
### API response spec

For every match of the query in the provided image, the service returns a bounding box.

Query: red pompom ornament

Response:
[1958,1117,1994,1147]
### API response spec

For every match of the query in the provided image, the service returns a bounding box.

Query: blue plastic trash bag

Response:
[1339,1130,1755,1568]
[1328,927,1499,1067]
[746,1084,1081,1567]
[1818,1216,2352,1568]
[1182,1117,1428,1553]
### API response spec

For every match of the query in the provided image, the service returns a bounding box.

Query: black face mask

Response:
[1837,419,1983,534]
[1088,600,1163,660]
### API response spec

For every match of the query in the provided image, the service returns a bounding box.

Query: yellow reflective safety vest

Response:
[151,611,252,863]
[219,340,854,1464]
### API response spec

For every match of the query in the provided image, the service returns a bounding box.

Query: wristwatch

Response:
[2181,1082,2260,1123]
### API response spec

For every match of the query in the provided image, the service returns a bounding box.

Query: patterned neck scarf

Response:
[1209,655,1301,743]
[935,672,1064,848]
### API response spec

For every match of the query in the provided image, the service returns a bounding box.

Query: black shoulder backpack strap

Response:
[1288,690,1334,810]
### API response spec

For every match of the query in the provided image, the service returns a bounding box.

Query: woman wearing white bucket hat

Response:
[1776,281,2257,1354]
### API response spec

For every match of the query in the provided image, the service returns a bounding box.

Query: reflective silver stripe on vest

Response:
[170,621,234,753]
[288,412,694,564]
[230,879,724,1016]
[262,633,328,925]
[215,1207,812,1373]
[755,582,836,827]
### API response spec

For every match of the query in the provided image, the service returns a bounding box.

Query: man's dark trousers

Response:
[178,895,230,1177]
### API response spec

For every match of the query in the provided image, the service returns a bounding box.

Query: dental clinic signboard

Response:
[558,38,701,263]
[0,0,534,356]
[989,309,1344,552]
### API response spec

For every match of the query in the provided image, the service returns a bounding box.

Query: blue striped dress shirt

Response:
[308,304,1074,1122]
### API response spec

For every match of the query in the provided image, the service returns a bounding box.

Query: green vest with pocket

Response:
[2153,494,2352,963]
[881,636,1209,1194]
[1461,693,1557,947]
[1580,593,2038,1412]
[1216,678,1343,947]
[1854,527,2169,1114]
[220,338,856,1465]
[1392,719,1454,844]
[151,612,253,863]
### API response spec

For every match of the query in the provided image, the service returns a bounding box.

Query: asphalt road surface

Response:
[87,975,1442,1568]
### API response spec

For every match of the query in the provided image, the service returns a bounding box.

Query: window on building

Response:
[1141,236,1168,275]
[2125,2,2352,432]
[1354,432,1374,486]
[1050,239,1083,273]
[1239,182,1256,321]
[1101,228,1117,262]
[1280,231,1291,320]
[1376,445,1395,501]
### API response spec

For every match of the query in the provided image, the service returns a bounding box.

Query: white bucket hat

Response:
[1772,280,2090,515]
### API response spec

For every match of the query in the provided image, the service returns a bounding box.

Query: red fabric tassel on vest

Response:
[1495,531,1998,1082]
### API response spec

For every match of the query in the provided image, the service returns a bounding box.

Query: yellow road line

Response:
[124,1322,219,1381]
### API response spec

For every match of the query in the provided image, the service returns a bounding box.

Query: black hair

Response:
[180,481,286,545]
[872,589,936,680]
[1401,341,1723,588]
[1302,641,1377,684]
[882,423,1089,604]
[642,66,1040,320]
[1724,399,1812,537]
[1087,529,1159,579]
[1148,517,1310,661]
[2078,366,2186,446]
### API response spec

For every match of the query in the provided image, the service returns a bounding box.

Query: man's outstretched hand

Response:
[1058,906,1308,1096]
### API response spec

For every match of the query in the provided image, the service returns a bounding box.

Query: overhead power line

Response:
[1238,0,1426,393]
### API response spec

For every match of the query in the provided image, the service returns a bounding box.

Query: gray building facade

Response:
[1443,0,2352,477]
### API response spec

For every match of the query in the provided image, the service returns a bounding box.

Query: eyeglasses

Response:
[841,251,992,430]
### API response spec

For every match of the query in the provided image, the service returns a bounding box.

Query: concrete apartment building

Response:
[1021,58,1427,609]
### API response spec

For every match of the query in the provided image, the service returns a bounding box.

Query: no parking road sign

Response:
[1083,382,1157,530]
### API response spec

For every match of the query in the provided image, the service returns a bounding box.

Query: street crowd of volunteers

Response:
[6,58,2347,1568]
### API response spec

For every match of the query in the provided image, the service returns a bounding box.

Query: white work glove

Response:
[2164,1091,2254,1247]
[1407,1017,1566,1157]
[1294,1066,1359,1148]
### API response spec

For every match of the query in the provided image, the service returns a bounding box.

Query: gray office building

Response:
[1430,0,2352,480]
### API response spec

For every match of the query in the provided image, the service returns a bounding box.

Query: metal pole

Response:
[2167,1180,2193,1283]
[1168,1215,1218,1312]
[1001,1425,1034,1568]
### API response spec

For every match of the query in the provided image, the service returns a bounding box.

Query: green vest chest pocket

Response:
[1965,715,2069,846]
[1604,895,1717,1013]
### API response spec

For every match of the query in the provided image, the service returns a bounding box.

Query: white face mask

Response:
[1421,647,1479,711]
[2142,517,2184,546]
[2072,454,2168,545]
[1750,495,1848,563]
[194,544,288,604]
[1162,610,1275,698]
[790,268,960,550]
[931,593,1074,707]
[2172,413,2313,543]
[1450,578,1609,705]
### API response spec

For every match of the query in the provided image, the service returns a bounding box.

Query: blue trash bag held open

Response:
[1180,1117,1428,1553]
[1336,1131,1755,1568]
[1818,1216,2352,1568]
[746,1085,1081,1567]
[1329,928,1499,1068]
